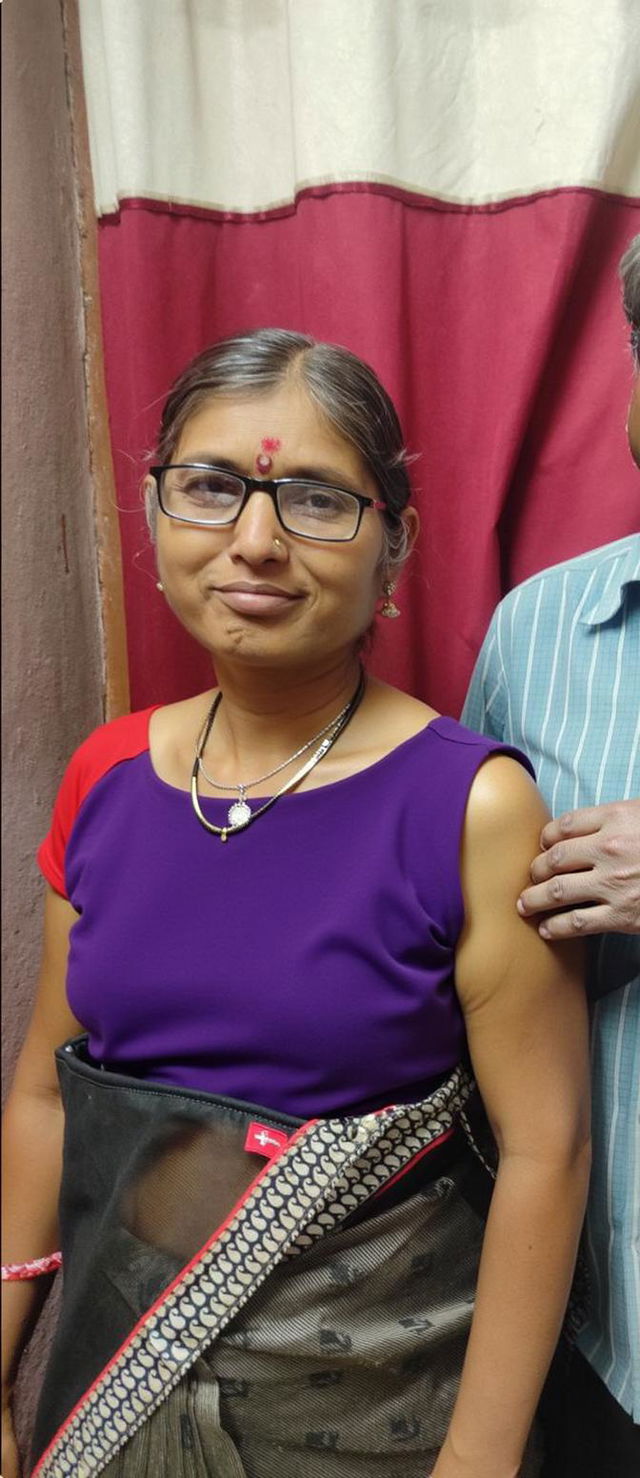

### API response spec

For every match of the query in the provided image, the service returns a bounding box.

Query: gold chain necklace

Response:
[190,670,366,842]
[197,703,352,824]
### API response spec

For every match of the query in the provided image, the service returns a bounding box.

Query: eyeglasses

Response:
[150,464,386,542]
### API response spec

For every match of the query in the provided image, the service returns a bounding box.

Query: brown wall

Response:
[1,0,126,1449]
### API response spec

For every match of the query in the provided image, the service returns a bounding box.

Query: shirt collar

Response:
[581,536,640,626]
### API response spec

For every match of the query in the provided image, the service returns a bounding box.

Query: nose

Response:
[227,489,287,564]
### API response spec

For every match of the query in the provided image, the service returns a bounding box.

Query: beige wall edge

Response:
[62,0,130,721]
[2,0,129,1453]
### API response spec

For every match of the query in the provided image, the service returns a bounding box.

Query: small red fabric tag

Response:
[244,1121,289,1160]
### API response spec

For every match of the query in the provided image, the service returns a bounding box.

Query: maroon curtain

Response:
[79,4,640,714]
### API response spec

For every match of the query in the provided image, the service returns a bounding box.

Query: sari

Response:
[30,1037,558,1477]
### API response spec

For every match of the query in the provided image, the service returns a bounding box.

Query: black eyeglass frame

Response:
[150,463,387,543]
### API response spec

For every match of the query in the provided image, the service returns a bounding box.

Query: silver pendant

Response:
[227,799,252,829]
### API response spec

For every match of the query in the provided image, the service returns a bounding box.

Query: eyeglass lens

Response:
[160,467,362,539]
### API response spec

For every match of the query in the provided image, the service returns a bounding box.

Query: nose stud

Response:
[273,536,283,551]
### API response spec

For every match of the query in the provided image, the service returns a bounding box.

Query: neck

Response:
[199,655,364,780]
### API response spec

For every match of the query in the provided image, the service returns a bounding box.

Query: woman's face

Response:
[153,381,389,674]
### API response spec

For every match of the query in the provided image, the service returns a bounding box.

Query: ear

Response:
[143,475,158,540]
[402,506,420,555]
[379,506,420,590]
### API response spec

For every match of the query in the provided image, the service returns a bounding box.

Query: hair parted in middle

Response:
[150,328,414,576]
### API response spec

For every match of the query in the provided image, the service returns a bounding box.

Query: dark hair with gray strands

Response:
[152,328,413,575]
[619,234,640,367]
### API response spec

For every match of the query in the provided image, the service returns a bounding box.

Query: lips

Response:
[213,582,301,616]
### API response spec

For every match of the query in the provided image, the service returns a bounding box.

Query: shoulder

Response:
[457,755,549,943]
[347,680,437,765]
[428,715,536,777]
[492,536,638,627]
[38,707,158,897]
[465,539,637,726]
[459,756,550,941]
[62,707,158,800]
[464,751,546,842]
[456,757,584,1030]
[359,685,534,777]
[55,704,157,825]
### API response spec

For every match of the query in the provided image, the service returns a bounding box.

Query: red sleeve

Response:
[37,708,159,898]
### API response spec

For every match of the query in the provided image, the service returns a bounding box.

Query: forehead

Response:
[174,382,374,488]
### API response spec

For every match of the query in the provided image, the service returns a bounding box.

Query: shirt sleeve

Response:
[36,708,158,899]
[37,747,87,898]
[461,604,510,741]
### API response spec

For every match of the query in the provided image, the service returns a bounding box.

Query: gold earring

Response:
[380,581,400,619]
[156,581,164,591]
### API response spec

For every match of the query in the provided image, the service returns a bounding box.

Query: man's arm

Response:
[463,593,639,943]
[518,799,640,938]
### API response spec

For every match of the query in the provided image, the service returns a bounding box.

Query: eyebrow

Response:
[286,464,364,494]
[172,455,364,494]
[173,454,242,472]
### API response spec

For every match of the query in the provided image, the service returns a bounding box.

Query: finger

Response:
[529,839,596,882]
[536,905,611,940]
[517,871,600,917]
[540,806,609,850]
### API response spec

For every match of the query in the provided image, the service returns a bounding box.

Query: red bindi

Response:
[255,436,282,474]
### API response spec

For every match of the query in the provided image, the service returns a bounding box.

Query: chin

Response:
[195,625,303,669]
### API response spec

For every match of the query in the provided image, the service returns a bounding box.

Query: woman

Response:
[2,330,590,1478]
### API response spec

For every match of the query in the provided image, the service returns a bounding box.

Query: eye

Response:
[175,469,242,509]
[286,485,355,519]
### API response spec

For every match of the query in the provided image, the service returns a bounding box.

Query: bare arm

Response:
[518,799,640,938]
[432,758,590,1478]
[1,888,84,1467]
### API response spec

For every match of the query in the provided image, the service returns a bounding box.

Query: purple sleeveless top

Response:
[39,713,532,1117]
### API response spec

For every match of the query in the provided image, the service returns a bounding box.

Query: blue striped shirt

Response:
[462,535,640,1418]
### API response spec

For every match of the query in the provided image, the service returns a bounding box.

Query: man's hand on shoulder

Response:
[517,800,640,938]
